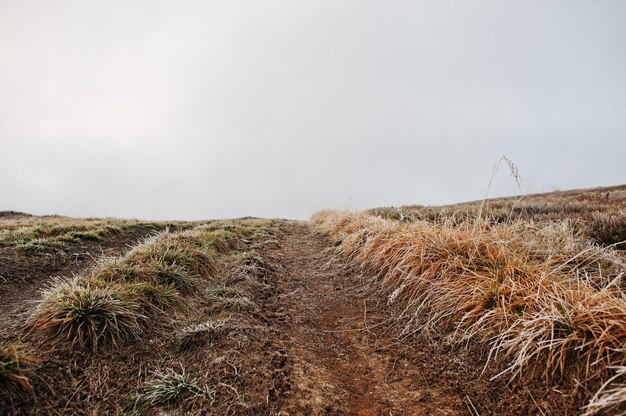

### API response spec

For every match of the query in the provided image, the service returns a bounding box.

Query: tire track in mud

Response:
[259,222,463,416]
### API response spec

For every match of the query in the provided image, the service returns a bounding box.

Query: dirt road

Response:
[259,222,463,415]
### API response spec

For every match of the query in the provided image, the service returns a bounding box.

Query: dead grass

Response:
[311,209,626,415]
[367,185,626,249]
[1,216,284,414]
[0,219,121,250]
[585,212,626,248]
[206,285,253,312]
[237,250,273,278]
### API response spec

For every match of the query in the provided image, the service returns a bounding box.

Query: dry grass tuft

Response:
[30,279,143,351]
[584,367,626,416]
[237,250,273,278]
[366,186,626,251]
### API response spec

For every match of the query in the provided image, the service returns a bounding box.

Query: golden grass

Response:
[311,210,626,415]
[367,186,626,249]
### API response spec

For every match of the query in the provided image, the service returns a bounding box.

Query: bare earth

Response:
[259,222,463,415]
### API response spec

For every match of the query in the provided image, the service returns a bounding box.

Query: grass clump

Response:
[30,279,143,351]
[207,285,244,298]
[0,343,36,402]
[18,237,64,252]
[130,368,214,411]
[28,219,277,353]
[584,367,626,416]
[130,234,213,273]
[126,282,180,311]
[91,232,218,303]
[154,263,197,294]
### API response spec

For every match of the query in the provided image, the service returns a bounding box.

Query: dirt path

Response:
[259,222,464,415]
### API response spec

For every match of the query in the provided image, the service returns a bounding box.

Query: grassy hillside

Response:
[1,184,624,415]
[0,215,286,414]
[312,184,626,415]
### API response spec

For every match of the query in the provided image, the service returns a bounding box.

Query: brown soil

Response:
[257,222,464,415]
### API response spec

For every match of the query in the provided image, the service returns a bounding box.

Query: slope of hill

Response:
[1,185,624,415]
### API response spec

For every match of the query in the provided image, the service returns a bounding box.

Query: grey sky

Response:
[1,1,625,220]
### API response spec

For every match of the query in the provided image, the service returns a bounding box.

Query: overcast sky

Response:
[1,1,625,220]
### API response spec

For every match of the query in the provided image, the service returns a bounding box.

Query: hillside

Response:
[1,185,625,415]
